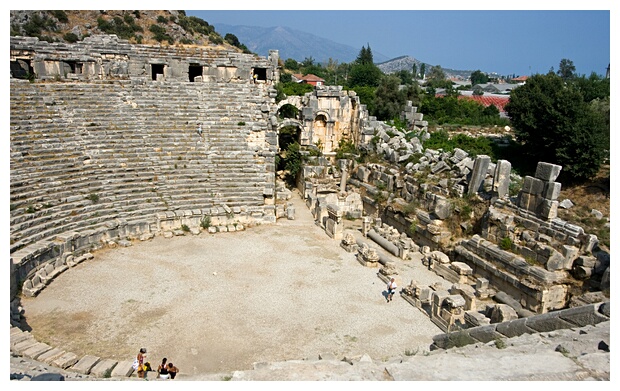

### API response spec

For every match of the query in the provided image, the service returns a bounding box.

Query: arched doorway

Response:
[277,104,299,120]
[313,114,329,153]
[277,124,303,187]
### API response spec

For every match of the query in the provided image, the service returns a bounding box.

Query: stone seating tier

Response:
[10,79,274,256]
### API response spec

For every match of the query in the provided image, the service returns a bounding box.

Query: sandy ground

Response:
[20,192,448,376]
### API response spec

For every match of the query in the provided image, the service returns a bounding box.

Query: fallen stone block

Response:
[90,359,118,378]
[71,354,101,374]
[53,352,79,369]
[10,330,34,347]
[22,342,53,360]
[535,162,562,182]
[37,347,66,364]
[12,338,38,355]
[111,360,135,377]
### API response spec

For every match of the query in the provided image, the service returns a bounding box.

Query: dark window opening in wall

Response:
[253,67,267,81]
[65,61,83,74]
[152,64,165,80]
[10,59,33,79]
[189,64,202,82]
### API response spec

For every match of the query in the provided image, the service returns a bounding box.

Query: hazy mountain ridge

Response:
[214,23,390,64]
[377,56,475,79]
[216,24,476,78]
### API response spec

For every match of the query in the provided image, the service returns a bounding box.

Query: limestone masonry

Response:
[10,34,609,380]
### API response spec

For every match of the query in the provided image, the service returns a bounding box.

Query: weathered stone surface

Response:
[534,162,562,182]
[495,318,535,338]
[433,196,452,219]
[22,342,53,360]
[488,304,518,323]
[52,352,79,369]
[36,347,66,364]
[558,304,610,327]
[522,176,544,195]
[468,324,503,343]
[542,182,561,200]
[467,155,491,195]
[492,159,511,198]
[12,339,38,354]
[110,360,135,377]
[71,354,101,374]
[525,313,574,332]
[90,359,118,378]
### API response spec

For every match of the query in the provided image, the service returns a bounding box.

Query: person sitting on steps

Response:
[157,357,170,380]
[167,362,179,379]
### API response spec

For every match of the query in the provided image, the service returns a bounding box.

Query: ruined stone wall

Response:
[10,35,275,83]
[340,150,607,313]
[277,86,366,154]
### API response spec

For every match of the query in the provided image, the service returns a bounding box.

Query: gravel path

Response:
[20,192,447,376]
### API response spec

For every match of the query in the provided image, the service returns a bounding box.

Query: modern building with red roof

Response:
[457,94,510,113]
[291,73,325,86]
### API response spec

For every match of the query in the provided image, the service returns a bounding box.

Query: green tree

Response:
[412,63,418,80]
[349,63,383,87]
[348,45,382,88]
[352,86,376,114]
[374,75,406,121]
[396,69,413,85]
[224,33,240,47]
[419,63,426,79]
[284,58,300,71]
[470,70,489,85]
[571,72,610,102]
[505,72,608,182]
[557,58,576,81]
[427,65,446,82]
[356,44,374,65]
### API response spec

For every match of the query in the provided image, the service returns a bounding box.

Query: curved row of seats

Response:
[10,78,275,255]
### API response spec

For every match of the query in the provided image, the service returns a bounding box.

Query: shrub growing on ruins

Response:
[86,193,100,203]
[499,237,512,251]
[444,331,475,349]
[334,139,358,159]
[494,338,507,349]
[63,32,78,43]
[181,224,190,232]
[200,216,211,229]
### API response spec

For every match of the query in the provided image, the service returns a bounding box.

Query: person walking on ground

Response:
[387,278,397,302]
[157,357,170,380]
[197,122,203,138]
[136,348,147,379]
[167,362,179,379]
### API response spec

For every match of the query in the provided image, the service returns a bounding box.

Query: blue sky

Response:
[186,2,612,77]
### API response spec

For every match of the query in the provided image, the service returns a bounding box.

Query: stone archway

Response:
[312,112,332,153]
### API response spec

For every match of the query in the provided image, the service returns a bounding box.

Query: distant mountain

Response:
[213,23,390,64]
[377,55,475,80]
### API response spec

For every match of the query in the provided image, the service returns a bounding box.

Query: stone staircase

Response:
[10,78,274,256]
